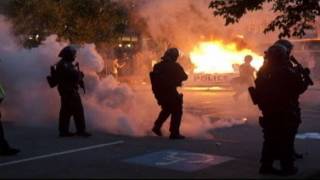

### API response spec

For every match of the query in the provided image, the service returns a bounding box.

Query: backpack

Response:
[149,70,166,104]
[47,64,59,88]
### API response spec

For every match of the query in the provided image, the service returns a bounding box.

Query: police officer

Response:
[274,39,308,160]
[254,43,308,175]
[56,46,91,137]
[0,82,19,155]
[151,48,188,139]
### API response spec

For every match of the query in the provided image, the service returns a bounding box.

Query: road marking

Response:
[125,150,234,172]
[0,140,124,167]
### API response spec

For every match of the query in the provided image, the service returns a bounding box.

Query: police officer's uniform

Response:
[254,44,308,175]
[56,46,90,137]
[151,48,188,139]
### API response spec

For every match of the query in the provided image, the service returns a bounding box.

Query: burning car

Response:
[184,39,264,89]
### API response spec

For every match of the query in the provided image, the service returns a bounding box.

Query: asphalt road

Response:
[0,86,320,179]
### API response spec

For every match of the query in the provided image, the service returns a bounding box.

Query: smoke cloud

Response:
[134,0,279,53]
[0,0,317,139]
[133,0,319,72]
[0,13,256,139]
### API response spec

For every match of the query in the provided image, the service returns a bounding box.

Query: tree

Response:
[209,0,320,38]
[3,0,130,48]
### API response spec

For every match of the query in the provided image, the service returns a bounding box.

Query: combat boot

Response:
[280,162,298,176]
[152,127,162,137]
[259,164,282,175]
[293,152,303,160]
[0,147,20,156]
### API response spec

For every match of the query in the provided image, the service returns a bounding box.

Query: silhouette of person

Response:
[150,48,188,139]
[254,43,309,175]
[112,58,126,79]
[56,46,91,137]
[274,39,310,160]
[232,55,256,100]
[0,82,19,155]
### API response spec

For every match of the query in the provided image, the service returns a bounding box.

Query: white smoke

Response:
[0,15,247,139]
[77,44,104,73]
[2,0,299,139]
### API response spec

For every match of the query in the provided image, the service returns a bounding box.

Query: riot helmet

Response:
[274,39,293,54]
[265,44,289,65]
[162,48,180,62]
[58,46,77,61]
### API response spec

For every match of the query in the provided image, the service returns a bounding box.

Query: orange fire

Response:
[189,41,263,74]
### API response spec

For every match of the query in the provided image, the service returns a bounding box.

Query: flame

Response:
[189,41,263,74]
